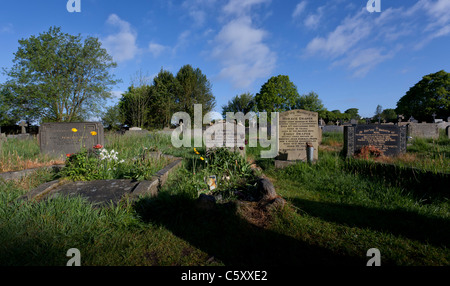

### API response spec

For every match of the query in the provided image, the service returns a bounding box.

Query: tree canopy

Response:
[396,70,450,121]
[255,75,299,113]
[3,26,119,123]
[221,92,256,117]
[114,65,216,129]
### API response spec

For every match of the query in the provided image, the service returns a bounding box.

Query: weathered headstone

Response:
[204,121,246,157]
[446,126,450,139]
[322,125,344,133]
[344,125,407,157]
[19,120,28,134]
[407,123,439,139]
[39,122,104,156]
[276,109,320,162]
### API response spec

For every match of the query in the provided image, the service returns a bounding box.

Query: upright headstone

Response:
[407,123,439,139]
[204,121,246,157]
[19,121,28,134]
[276,109,320,162]
[344,125,407,157]
[39,122,104,156]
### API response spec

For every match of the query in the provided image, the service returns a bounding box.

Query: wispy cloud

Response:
[211,0,276,89]
[292,1,307,19]
[0,23,14,34]
[211,16,276,88]
[101,14,139,63]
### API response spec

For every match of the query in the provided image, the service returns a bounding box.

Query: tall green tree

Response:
[222,92,255,117]
[255,75,299,113]
[176,64,215,121]
[119,84,152,128]
[344,108,360,119]
[396,70,450,121]
[101,104,124,131]
[293,91,325,112]
[0,84,21,126]
[150,68,179,128]
[4,26,119,122]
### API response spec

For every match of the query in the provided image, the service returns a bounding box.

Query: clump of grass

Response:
[0,138,64,172]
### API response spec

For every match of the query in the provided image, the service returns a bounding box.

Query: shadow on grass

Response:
[134,193,366,267]
[290,198,450,248]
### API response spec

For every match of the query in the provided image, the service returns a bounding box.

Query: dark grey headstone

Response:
[39,122,104,156]
[344,125,407,157]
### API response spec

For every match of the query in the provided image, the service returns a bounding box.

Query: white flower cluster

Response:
[99,149,125,163]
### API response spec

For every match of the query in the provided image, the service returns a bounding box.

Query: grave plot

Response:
[20,155,182,207]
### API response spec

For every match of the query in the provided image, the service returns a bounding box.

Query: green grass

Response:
[1,130,449,266]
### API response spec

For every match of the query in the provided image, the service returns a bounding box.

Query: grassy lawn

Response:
[0,131,449,266]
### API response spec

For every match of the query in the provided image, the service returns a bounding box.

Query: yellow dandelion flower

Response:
[90,131,97,136]
[72,128,78,133]
[200,157,205,161]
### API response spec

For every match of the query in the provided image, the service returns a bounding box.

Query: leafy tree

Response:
[255,75,299,113]
[150,68,180,128]
[375,105,383,118]
[119,84,152,128]
[396,70,450,121]
[0,84,21,126]
[344,108,360,119]
[381,108,397,122]
[222,92,256,117]
[4,26,119,122]
[101,104,124,131]
[293,91,325,112]
[176,64,215,122]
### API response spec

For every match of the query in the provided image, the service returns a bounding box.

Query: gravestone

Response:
[39,122,104,156]
[276,109,320,163]
[344,125,407,157]
[446,126,450,139]
[322,125,344,133]
[204,121,246,157]
[19,120,28,134]
[407,123,439,139]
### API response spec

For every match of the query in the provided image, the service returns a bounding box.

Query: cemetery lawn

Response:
[0,132,449,266]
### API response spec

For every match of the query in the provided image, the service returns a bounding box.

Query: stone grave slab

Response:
[39,122,104,156]
[277,109,320,162]
[344,125,407,157]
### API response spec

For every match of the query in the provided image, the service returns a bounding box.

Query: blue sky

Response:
[1,0,449,119]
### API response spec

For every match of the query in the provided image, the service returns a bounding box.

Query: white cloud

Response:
[305,9,370,58]
[223,0,271,16]
[292,1,307,19]
[0,23,14,34]
[303,6,324,29]
[149,42,168,58]
[110,90,125,99]
[102,14,139,62]
[211,16,276,88]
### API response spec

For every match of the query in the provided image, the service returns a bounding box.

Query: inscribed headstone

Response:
[39,122,104,156]
[344,125,407,157]
[277,109,319,161]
